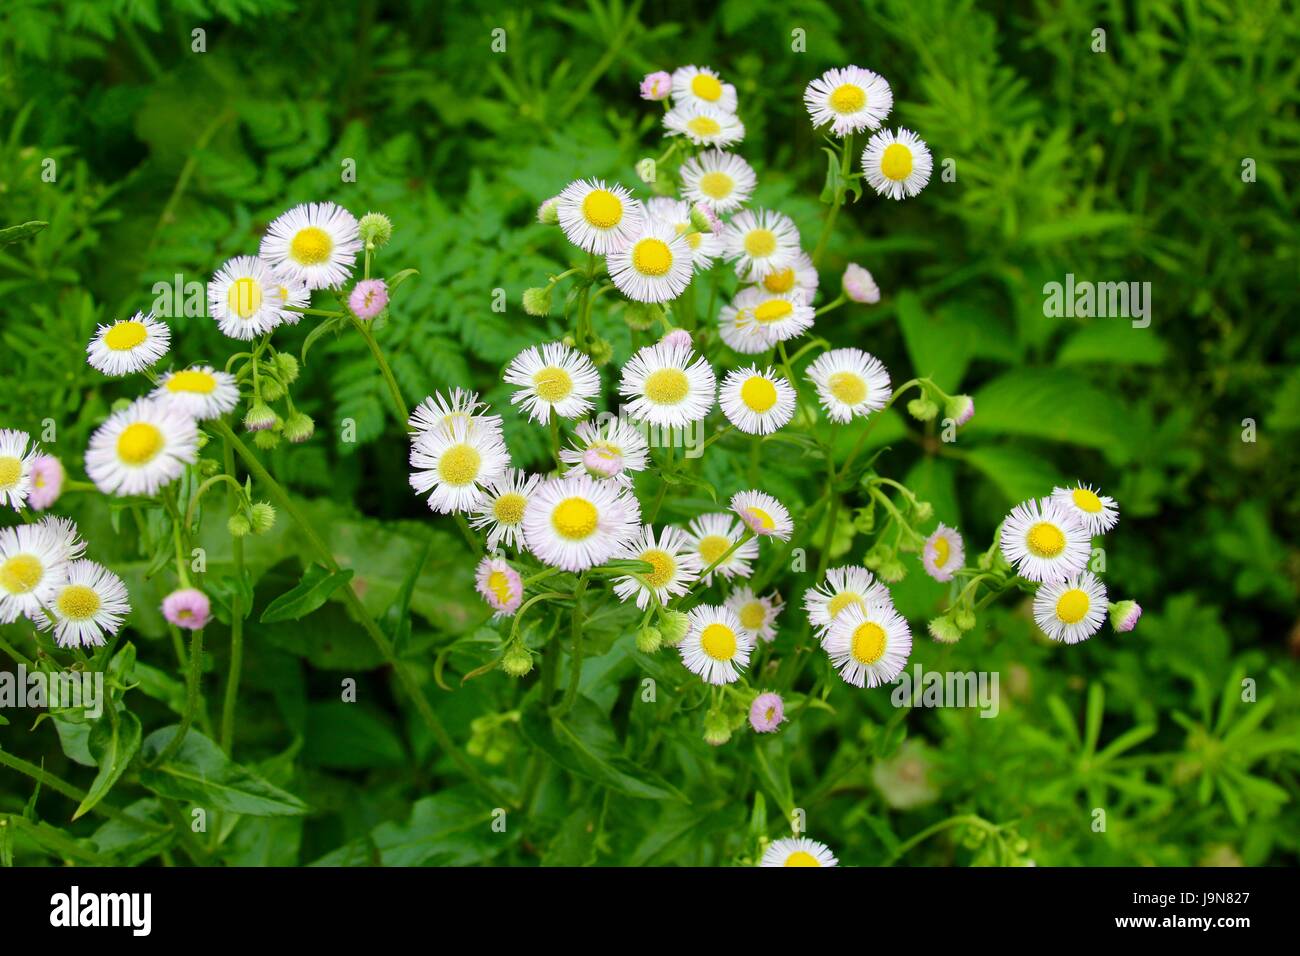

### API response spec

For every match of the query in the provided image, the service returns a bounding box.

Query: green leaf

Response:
[896,291,974,390]
[1056,319,1168,366]
[260,563,354,623]
[962,446,1065,504]
[0,221,48,245]
[139,727,308,817]
[309,787,504,866]
[74,710,142,821]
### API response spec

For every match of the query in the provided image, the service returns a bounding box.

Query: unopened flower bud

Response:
[261,378,286,402]
[1108,600,1142,633]
[928,616,962,644]
[623,301,659,331]
[945,394,975,427]
[274,352,300,385]
[282,411,315,444]
[244,401,278,432]
[349,279,389,320]
[907,397,939,422]
[522,287,551,317]
[953,606,976,631]
[501,644,534,678]
[640,70,672,101]
[878,559,907,583]
[659,610,689,646]
[358,211,393,249]
[253,429,281,450]
[537,197,560,225]
[660,328,692,349]
[199,458,220,478]
[842,263,881,304]
[588,337,614,367]
[703,708,732,747]
[913,500,934,522]
[227,513,251,538]
[637,625,663,654]
[249,502,276,534]
[691,202,722,235]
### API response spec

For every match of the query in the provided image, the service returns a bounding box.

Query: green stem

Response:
[210,420,508,807]
[885,814,1001,865]
[811,132,854,267]
[454,512,484,557]
[553,572,590,717]
[349,314,406,424]
[220,436,245,755]
[153,627,204,766]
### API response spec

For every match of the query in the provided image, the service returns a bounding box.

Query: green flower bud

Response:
[927,616,962,644]
[196,431,210,451]
[853,505,876,534]
[466,736,485,757]
[275,352,300,385]
[863,543,891,571]
[227,513,251,538]
[282,411,315,444]
[623,301,659,331]
[522,287,552,317]
[953,606,976,631]
[944,394,975,427]
[1108,600,1142,633]
[199,457,220,478]
[536,197,560,225]
[358,211,393,249]
[249,502,276,535]
[501,644,534,678]
[913,500,934,522]
[637,625,663,654]
[703,708,732,747]
[243,401,279,433]
[907,396,939,422]
[658,610,689,646]
[588,337,614,367]
[260,378,286,403]
[253,429,281,451]
[878,559,907,583]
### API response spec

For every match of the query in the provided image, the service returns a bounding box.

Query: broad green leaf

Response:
[74,710,142,820]
[0,220,48,244]
[303,701,407,770]
[260,563,354,623]
[139,727,308,817]
[896,290,974,391]
[962,446,1065,504]
[1056,319,1167,366]
[310,787,504,866]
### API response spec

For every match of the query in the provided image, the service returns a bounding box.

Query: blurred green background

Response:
[1,0,1298,866]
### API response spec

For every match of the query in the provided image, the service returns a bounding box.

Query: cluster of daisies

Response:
[0,201,393,647]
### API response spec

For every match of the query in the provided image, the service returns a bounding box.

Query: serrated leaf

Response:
[260,563,354,623]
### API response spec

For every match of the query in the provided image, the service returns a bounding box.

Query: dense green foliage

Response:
[1,0,1298,867]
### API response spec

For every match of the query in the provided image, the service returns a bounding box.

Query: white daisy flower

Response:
[468,468,541,553]
[85,398,199,498]
[0,521,70,624]
[408,389,503,439]
[1033,571,1108,644]
[806,348,891,423]
[612,524,703,610]
[503,342,601,425]
[151,365,239,421]
[560,417,650,486]
[259,201,362,290]
[725,585,782,643]
[39,515,86,563]
[0,429,36,511]
[607,219,694,303]
[730,489,793,541]
[922,524,965,582]
[722,209,802,282]
[718,298,777,355]
[207,255,287,340]
[409,418,511,515]
[759,836,839,867]
[522,473,642,572]
[664,102,746,148]
[679,605,753,685]
[617,340,717,428]
[826,600,912,688]
[719,365,796,435]
[723,287,815,347]
[684,513,760,584]
[670,65,738,113]
[555,178,645,255]
[862,128,933,201]
[804,66,892,136]
[749,249,820,304]
[86,312,170,377]
[803,565,892,640]
[679,149,756,215]
[36,559,130,648]
[998,498,1092,584]
[645,198,721,272]
[272,270,311,325]
[1050,483,1120,536]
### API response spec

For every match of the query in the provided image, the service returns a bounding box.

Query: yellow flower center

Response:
[851,621,887,664]
[700,623,737,661]
[104,321,147,351]
[880,143,914,181]
[739,601,767,630]
[1072,488,1103,513]
[762,268,795,293]
[1055,589,1090,624]
[487,570,514,607]
[744,228,777,258]
[493,492,527,525]
[740,376,777,412]
[827,371,867,405]
[533,366,573,403]
[552,497,599,540]
[684,231,703,249]
[784,851,821,867]
[829,83,866,114]
[1026,522,1066,558]
[0,554,42,594]
[932,536,951,568]
[582,189,623,229]
[227,277,264,319]
[639,548,675,588]
[753,299,792,324]
[691,73,723,101]
[687,116,721,137]
[632,238,673,277]
[744,507,775,531]
[644,367,690,405]
[697,534,731,566]
[437,444,481,485]
[166,370,218,394]
[828,591,864,619]
[57,584,101,621]
[117,422,164,466]
[698,170,734,199]
[290,226,333,265]
[0,457,21,489]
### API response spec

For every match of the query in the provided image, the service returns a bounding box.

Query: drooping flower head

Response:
[842,263,881,304]
[349,279,389,320]
[474,556,524,618]
[26,454,64,511]
[640,70,672,101]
